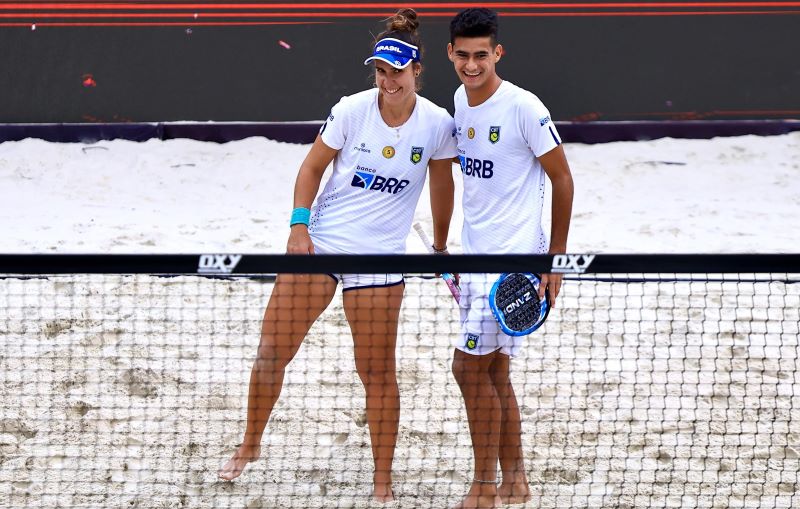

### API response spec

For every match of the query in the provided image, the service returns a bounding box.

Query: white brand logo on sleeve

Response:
[198,254,242,274]
[551,254,595,274]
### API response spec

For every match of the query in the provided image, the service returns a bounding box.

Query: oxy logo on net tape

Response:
[551,254,595,274]
[198,254,242,274]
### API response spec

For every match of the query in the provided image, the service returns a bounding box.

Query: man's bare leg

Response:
[451,349,502,509]
[219,273,336,481]
[490,354,530,504]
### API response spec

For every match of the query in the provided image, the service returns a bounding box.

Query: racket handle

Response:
[440,273,462,302]
[413,222,461,303]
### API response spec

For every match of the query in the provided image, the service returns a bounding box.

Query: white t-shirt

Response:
[311,88,457,254]
[453,80,561,255]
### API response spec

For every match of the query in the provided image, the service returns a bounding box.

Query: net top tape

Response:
[0,254,798,275]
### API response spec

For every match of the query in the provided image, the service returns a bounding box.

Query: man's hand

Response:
[433,245,460,286]
[539,273,564,308]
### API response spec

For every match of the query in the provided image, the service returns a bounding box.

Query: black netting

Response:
[0,255,798,508]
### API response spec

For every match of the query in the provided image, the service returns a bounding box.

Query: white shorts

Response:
[311,236,404,292]
[454,273,521,357]
[327,273,404,292]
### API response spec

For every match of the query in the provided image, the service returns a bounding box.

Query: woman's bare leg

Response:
[219,273,336,481]
[343,283,404,503]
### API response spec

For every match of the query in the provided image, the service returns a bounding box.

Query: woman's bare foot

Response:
[372,482,395,503]
[497,480,531,505]
[372,471,394,503]
[218,445,261,481]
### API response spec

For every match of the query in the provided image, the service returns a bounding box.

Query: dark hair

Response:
[449,8,498,45]
[374,8,423,58]
[370,8,424,89]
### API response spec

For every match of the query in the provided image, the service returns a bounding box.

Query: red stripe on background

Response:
[5,11,799,26]
[497,9,800,15]
[2,21,330,26]
[3,10,799,18]
[0,2,799,9]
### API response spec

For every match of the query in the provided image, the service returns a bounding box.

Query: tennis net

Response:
[0,254,798,509]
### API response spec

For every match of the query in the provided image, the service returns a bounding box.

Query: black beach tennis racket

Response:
[489,273,550,336]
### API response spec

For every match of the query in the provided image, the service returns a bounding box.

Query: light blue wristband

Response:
[290,207,311,226]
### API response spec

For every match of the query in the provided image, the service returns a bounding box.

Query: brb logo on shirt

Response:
[458,155,494,179]
[351,166,410,194]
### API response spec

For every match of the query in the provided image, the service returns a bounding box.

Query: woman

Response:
[218,9,456,503]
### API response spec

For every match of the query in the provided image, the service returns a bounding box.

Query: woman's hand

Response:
[287,225,315,254]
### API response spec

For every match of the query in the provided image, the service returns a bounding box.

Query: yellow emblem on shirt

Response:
[489,126,500,144]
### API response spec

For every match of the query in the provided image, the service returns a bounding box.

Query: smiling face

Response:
[374,60,419,107]
[448,35,503,98]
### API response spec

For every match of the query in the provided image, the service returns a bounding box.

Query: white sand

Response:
[0,133,799,508]
[1,133,798,254]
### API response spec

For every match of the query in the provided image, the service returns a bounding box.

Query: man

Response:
[447,8,574,508]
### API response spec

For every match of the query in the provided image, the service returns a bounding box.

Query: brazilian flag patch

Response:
[489,126,501,144]
[410,146,424,164]
[466,333,479,350]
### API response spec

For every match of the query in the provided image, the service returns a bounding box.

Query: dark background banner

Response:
[0,1,798,123]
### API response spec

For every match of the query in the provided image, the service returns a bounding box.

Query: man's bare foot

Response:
[497,481,531,505]
[452,483,501,509]
[451,494,502,509]
[372,482,395,503]
[218,445,261,481]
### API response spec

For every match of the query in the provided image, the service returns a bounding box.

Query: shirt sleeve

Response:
[430,113,458,160]
[319,96,349,150]
[519,95,561,158]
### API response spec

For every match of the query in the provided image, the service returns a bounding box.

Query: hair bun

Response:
[388,8,419,33]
